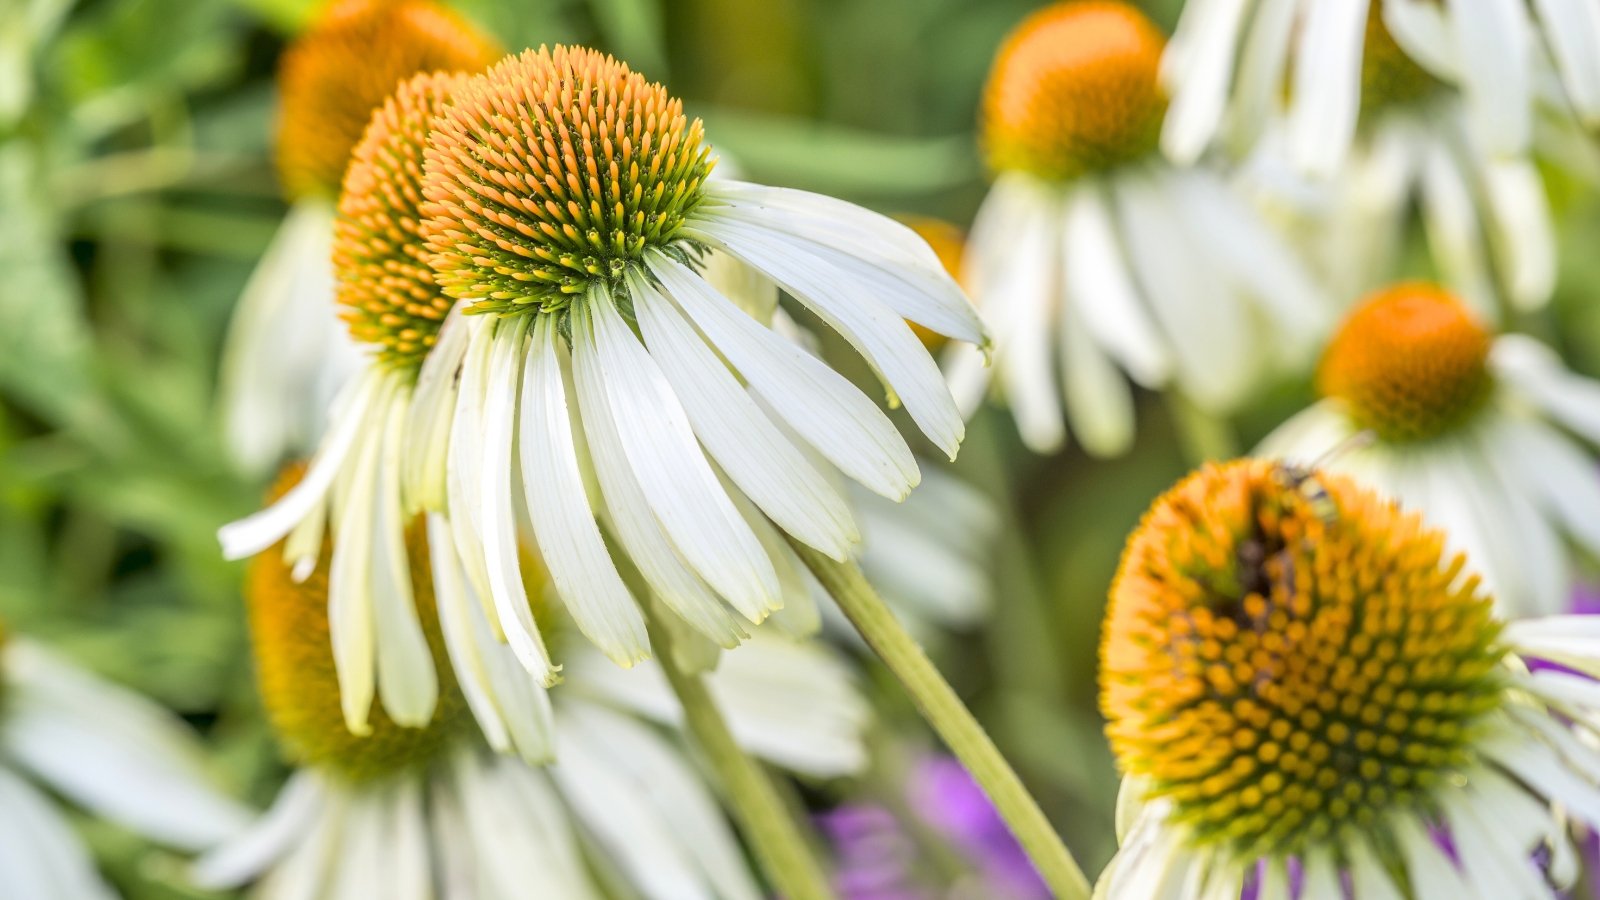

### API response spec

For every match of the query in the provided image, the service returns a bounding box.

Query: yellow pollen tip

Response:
[982,1,1167,181]
[334,71,465,371]
[1317,283,1493,443]
[898,215,967,351]
[421,45,715,318]
[247,466,465,781]
[274,0,500,202]
[1101,460,1504,860]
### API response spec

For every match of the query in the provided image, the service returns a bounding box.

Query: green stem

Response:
[786,539,1091,900]
[644,601,835,900]
[1167,393,1239,466]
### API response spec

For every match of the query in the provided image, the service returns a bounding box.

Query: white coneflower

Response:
[0,620,249,899]
[1236,13,1556,316]
[1258,282,1600,619]
[221,72,483,734]
[408,45,985,684]
[195,508,867,900]
[943,1,1326,457]
[1162,0,1599,175]
[218,0,499,475]
[1097,458,1600,899]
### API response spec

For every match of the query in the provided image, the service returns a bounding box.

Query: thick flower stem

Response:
[643,601,836,900]
[786,538,1091,900]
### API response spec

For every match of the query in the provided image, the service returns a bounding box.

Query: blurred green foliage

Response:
[3,0,1600,896]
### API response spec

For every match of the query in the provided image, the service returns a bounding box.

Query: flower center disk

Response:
[422,45,715,317]
[335,71,465,371]
[981,1,1167,182]
[248,468,465,781]
[1317,283,1493,443]
[274,0,500,202]
[1101,460,1504,861]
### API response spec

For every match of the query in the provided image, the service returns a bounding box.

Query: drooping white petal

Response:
[0,765,116,900]
[1287,0,1371,176]
[1479,158,1555,311]
[1418,136,1497,319]
[1480,729,1600,829]
[559,704,762,900]
[326,377,391,735]
[405,301,471,512]
[367,384,438,727]
[981,179,1066,452]
[686,217,967,458]
[629,268,857,558]
[1113,174,1254,411]
[258,777,348,900]
[1487,413,1600,556]
[428,514,555,763]
[1160,0,1250,164]
[477,317,560,682]
[1346,835,1404,900]
[1392,813,1471,899]
[1058,274,1135,458]
[574,289,781,621]
[647,249,919,499]
[450,751,600,900]
[0,642,249,850]
[1493,335,1600,443]
[1061,184,1170,387]
[1225,0,1298,150]
[192,772,324,889]
[1448,0,1531,158]
[520,315,649,665]
[1384,0,1459,78]
[217,369,377,561]
[1531,0,1600,124]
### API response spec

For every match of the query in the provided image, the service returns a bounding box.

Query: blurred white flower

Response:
[945,1,1327,457]
[1259,282,1600,618]
[0,633,249,899]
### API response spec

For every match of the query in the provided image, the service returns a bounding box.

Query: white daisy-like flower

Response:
[1258,281,1600,619]
[1096,458,1600,899]
[196,509,867,899]
[218,0,498,475]
[1161,0,1600,177]
[943,1,1327,457]
[1234,17,1556,316]
[407,46,985,686]
[0,622,249,900]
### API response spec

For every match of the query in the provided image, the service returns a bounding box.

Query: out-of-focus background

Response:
[5,0,1600,895]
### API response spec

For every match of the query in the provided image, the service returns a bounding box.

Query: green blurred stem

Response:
[1167,393,1239,466]
[786,539,1091,900]
[644,601,835,900]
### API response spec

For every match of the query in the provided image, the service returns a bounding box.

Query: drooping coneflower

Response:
[201,471,868,899]
[219,0,498,475]
[1098,458,1600,898]
[944,1,1326,456]
[1258,282,1600,618]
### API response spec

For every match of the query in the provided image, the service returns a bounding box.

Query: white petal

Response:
[192,772,323,888]
[218,369,376,560]
[405,300,471,512]
[574,288,781,621]
[1058,275,1136,458]
[1346,835,1404,900]
[1287,0,1371,176]
[428,514,556,763]
[1161,0,1250,164]
[478,317,559,681]
[1225,0,1298,150]
[1418,136,1497,319]
[450,751,600,899]
[1479,158,1555,311]
[1061,184,1170,386]
[646,249,919,499]
[981,179,1065,452]
[1384,0,1458,78]
[1448,0,1531,157]
[630,268,858,558]
[0,765,115,900]
[325,378,391,735]
[368,384,439,727]
[1531,0,1600,123]
[686,216,967,458]
[1392,813,1471,899]
[1493,334,1600,443]
[520,315,650,665]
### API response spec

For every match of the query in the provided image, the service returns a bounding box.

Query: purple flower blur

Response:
[908,756,1050,900]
